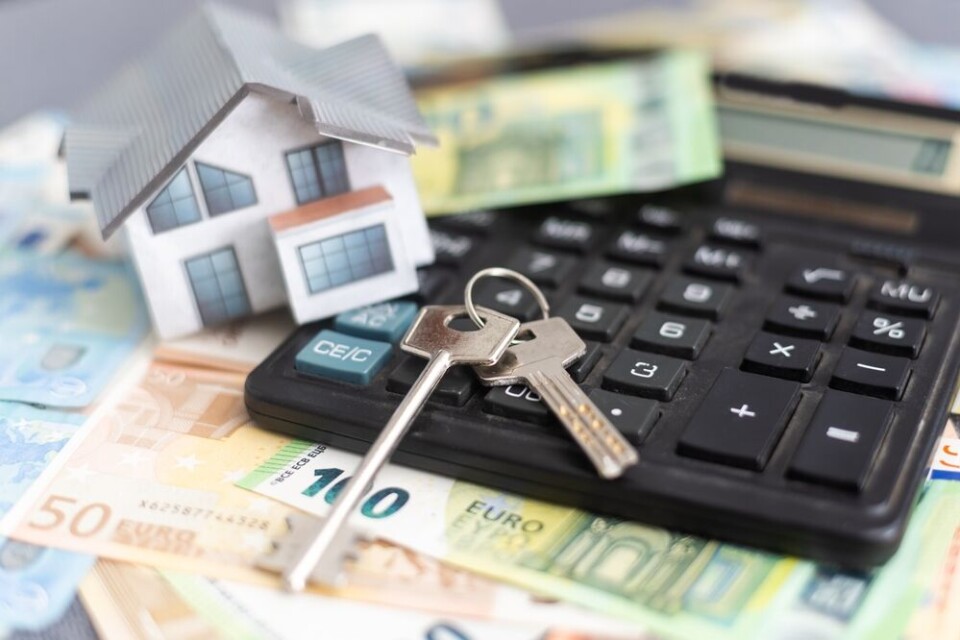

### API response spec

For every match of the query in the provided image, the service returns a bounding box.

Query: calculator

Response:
[246,75,960,567]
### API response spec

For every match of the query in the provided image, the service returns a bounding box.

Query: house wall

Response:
[123,91,433,339]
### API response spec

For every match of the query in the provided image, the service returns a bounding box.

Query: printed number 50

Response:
[29,495,112,537]
[302,468,409,519]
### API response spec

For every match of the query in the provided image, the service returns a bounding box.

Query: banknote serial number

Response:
[137,500,269,530]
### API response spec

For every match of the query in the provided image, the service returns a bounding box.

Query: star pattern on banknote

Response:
[65,463,94,483]
[174,454,202,471]
[221,468,247,484]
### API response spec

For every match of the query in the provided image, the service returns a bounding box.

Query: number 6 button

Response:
[632,312,711,359]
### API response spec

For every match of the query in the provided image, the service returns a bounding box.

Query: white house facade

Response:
[122,92,433,339]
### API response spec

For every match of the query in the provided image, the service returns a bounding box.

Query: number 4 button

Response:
[742,331,821,382]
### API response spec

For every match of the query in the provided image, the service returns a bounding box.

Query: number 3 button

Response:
[631,312,711,359]
[602,349,688,400]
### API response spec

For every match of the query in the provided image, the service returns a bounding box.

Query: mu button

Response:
[678,369,800,470]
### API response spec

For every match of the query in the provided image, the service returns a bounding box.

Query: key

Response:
[281,305,520,591]
[474,316,639,479]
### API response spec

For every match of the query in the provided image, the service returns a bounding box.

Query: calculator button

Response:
[387,357,477,406]
[429,229,475,265]
[483,384,551,423]
[742,332,820,382]
[785,267,856,302]
[830,348,910,400]
[411,268,450,304]
[658,277,733,320]
[333,301,419,343]
[788,391,893,491]
[473,278,541,322]
[710,217,762,248]
[683,245,751,282]
[532,217,595,253]
[868,280,939,318]
[637,204,683,234]
[602,350,687,401]
[434,210,496,235]
[295,330,392,385]
[764,295,841,340]
[508,248,577,288]
[588,389,658,442]
[849,312,926,358]
[557,296,629,342]
[605,229,668,267]
[631,312,711,360]
[578,261,652,303]
[678,369,799,470]
[569,342,602,383]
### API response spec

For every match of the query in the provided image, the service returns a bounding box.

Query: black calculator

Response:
[246,75,960,567]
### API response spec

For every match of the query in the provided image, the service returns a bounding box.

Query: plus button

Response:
[730,404,757,419]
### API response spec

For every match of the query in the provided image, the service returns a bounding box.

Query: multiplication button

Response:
[742,331,821,382]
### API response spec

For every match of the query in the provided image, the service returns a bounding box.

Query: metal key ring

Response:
[464,267,550,329]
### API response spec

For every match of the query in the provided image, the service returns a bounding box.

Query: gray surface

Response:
[66,3,432,238]
[0,0,958,128]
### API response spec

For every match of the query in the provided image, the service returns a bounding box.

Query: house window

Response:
[285,141,350,205]
[195,162,257,216]
[184,247,251,327]
[298,225,394,294]
[145,167,201,233]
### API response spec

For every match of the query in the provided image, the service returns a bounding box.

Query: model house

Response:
[64,4,436,339]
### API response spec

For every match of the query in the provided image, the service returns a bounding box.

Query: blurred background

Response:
[1,0,959,127]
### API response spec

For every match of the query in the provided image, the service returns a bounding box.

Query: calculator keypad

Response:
[249,201,960,569]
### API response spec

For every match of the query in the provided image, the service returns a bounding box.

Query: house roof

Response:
[65,3,437,239]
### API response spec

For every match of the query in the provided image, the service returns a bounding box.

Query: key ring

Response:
[464,267,550,329]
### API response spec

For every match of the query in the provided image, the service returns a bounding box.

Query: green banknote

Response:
[241,439,960,639]
[411,51,721,215]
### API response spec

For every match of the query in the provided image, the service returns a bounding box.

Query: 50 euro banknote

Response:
[239,431,960,640]
[4,360,644,633]
[412,51,721,215]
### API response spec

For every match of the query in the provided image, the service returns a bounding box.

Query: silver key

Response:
[281,305,520,591]
[475,316,639,479]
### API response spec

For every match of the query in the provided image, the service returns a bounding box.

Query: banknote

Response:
[0,538,94,632]
[242,437,960,639]
[0,253,149,407]
[154,309,296,374]
[6,361,646,632]
[162,571,641,640]
[281,0,509,69]
[411,52,721,215]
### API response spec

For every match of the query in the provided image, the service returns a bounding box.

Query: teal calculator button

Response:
[295,330,392,385]
[333,301,419,343]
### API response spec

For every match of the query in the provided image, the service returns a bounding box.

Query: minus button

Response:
[826,426,860,443]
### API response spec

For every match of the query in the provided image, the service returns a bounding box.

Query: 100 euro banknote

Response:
[412,51,721,215]
[240,436,960,640]
[0,253,148,407]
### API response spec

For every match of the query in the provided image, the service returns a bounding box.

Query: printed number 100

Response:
[302,468,409,519]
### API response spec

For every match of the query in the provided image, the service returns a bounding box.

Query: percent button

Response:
[850,311,926,358]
